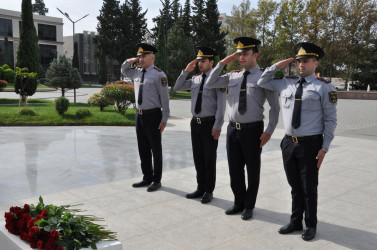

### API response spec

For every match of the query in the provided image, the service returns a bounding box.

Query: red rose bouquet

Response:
[4,196,116,250]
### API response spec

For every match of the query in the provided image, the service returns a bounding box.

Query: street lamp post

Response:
[57,8,89,103]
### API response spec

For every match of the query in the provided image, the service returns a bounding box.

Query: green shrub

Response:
[55,97,70,115]
[101,84,135,114]
[87,93,113,111]
[274,70,284,79]
[76,108,91,119]
[19,107,35,116]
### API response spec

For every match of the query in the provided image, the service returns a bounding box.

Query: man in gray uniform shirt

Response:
[174,46,226,204]
[257,42,337,241]
[206,37,280,220]
[121,43,170,192]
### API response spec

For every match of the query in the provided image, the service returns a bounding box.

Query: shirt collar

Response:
[244,64,260,74]
[299,73,316,84]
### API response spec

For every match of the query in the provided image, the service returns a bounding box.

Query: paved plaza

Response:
[0,89,377,249]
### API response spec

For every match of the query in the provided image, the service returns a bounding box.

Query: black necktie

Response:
[194,73,206,114]
[238,70,250,114]
[138,69,146,105]
[292,78,306,129]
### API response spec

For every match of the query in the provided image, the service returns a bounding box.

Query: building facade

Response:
[0,8,63,74]
[63,31,100,82]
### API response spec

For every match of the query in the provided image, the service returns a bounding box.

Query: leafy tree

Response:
[14,67,38,106]
[166,26,195,87]
[72,42,79,71]
[273,0,304,74]
[4,36,13,68]
[151,0,178,40]
[98,49,108,85]
[45,55,82,97]
[155,17,167,72]
[17,0,40,75]
[353,40,377,90]
[32,0,48,15]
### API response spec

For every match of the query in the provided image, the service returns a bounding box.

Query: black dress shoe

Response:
[225,205,243,215]
[132,180,152,188]
[278,223,303,234]
[186,190,204,199]
[241,208,253,220]
[147,182,161,192]
[201,192,213,204]
[302,227,316,241]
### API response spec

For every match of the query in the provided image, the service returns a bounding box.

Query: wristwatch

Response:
[322,148,328,153]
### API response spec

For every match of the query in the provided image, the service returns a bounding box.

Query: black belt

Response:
[137,108,161,115]
[229,120,263,130]
[192,116,215,124]
[285,134,323,144]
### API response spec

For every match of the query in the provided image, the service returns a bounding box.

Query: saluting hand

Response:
[127,57,139,64]
[260,132,271,148]
[316,149,326,169]
[185,59,198,72]
[212,129,221,140]
[276,58,294,69]
[220,52,238,65]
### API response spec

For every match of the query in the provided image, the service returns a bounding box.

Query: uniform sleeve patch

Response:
[318,77,330,83]
[220,88,226,92]
[161,77,168,86]
[329,91,337,103]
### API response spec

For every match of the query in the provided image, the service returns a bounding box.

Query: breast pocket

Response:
[227,82,239,103]
[191,83,200,96]
[302,92,321,111]
[246,82,258,96]
[281,91,294,109]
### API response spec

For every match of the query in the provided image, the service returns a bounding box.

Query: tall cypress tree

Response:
[204,0,227,58]
[155,17,167,71]
[72,42,79,71]
[192,0,206,46]
[95,0,121,81]
[98,48,108,85]
[17,0,40,74]
[179,0,192,37]
[128,0,147,57]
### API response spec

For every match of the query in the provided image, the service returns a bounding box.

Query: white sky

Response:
[1,0,258,36]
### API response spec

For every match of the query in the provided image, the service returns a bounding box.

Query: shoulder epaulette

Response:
[231,69,242,73]
[317,77,330,83]
[286,76,298,79]
[154,66,162,72]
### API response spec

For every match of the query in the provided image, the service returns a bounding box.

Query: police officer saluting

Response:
[257,42,337,240]
[206,37,280,220]
[174,46,226,204]
[121,43,170,192]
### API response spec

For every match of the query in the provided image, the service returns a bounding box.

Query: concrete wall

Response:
[338,91,377,100]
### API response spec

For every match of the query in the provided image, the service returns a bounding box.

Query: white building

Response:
[0,8,63,73]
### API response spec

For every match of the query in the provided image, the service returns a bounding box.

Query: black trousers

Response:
[226,121,263,209]
[190,118,218,193]
[280,136,323,228]
[135,110,163,183]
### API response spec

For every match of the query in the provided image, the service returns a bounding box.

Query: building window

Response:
[0,18,13,37]
[38,24,56,41]
[0,40,14,68]
[39,44,57,71]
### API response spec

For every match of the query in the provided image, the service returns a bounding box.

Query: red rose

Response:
[56,247,64,250]
[50,229,59,240]
[41,210,49,217]
[37,240,44,248]
[23,204,30,213]
[36,214,43,220]
[30,225,39,235]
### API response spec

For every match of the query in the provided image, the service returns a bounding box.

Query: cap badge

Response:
[138,47,144,53]
[198,50,204,57]
[298,47,307,55]
[237,41,245,48]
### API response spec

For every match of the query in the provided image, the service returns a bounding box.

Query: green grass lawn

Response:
[0,99,135,126]
[5,82,50,89]
[170,91,191,100]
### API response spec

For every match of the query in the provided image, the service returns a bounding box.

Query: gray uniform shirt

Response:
[206,63,280,135]
[257,64,337,149]
[173,69,226,130]
[121,61,170,123]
